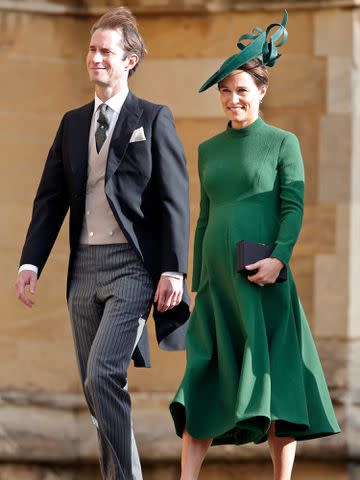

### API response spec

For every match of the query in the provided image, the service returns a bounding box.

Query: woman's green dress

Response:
[170,117,340,445]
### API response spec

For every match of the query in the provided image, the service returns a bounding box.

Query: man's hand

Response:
[246,258,284,286]
[154,276,183,313]
[15,270,37,307]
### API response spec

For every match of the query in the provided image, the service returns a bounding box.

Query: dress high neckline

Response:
[226,117,264,137]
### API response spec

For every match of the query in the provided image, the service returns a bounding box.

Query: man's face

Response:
[87,29,133,89]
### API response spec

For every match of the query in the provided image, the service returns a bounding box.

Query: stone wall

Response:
[1,1,358,478]
[0,461,352,480]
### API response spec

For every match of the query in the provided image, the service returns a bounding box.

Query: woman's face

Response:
[219,70,267,129]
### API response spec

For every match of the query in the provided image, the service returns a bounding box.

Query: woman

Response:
[170,11,340,480]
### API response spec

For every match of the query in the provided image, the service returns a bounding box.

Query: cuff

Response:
[161,272,183,280]
[19,264,38,275]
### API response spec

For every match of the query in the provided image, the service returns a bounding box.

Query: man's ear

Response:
[125,53,139,72]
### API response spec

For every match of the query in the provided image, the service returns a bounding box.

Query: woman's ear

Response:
[259,85,268,102]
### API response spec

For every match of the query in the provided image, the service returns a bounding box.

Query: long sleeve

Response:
[191,148,209,292]
[152,106,190,275]
[271,133,305,265]
[19,116,70,277]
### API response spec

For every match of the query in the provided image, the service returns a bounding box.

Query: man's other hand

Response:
[154,276,183,313]
[15,270,37,307]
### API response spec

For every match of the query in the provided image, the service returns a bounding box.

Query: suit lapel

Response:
[70,101,94,193]
[106,91,143,182]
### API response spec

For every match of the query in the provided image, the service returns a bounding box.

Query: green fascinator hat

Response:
[199,10,288,93]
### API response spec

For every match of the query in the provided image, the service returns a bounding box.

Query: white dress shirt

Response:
[79,91,128,245]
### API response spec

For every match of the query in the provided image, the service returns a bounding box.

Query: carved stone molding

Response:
[0,0,359,17]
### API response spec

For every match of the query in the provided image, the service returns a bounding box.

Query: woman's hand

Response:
[246,258,284,286]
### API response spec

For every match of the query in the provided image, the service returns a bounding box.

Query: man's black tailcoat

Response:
[20,91,190,366]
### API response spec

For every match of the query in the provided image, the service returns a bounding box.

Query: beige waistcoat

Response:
[79,127,127,245]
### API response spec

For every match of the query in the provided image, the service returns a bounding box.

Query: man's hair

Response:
[91,7,147,77]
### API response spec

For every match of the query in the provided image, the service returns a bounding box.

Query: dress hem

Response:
[170,400,341,446]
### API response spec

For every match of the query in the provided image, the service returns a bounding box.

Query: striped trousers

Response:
[67,244,155,480]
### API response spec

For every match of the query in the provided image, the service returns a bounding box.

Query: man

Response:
[15,7,190,480]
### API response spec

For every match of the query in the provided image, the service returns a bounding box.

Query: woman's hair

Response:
[237,57,269,88]
[90,7,147,77]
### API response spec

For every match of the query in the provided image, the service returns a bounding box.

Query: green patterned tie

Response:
[95,104,113,153]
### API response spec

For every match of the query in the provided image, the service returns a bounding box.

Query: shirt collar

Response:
[94,87,129,115]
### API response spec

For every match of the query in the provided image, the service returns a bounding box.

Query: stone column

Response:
[313,4,360,463]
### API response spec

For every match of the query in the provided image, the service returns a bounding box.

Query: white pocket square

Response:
[129,127,146,143]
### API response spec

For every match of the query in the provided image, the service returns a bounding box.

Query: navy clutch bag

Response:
[236,240,287,283]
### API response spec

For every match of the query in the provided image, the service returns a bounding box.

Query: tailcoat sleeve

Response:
[271,133,305,266]
[152,105,189,275]
[19,116,70,277]
[191,146,209,292]
[151,105,190,354]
